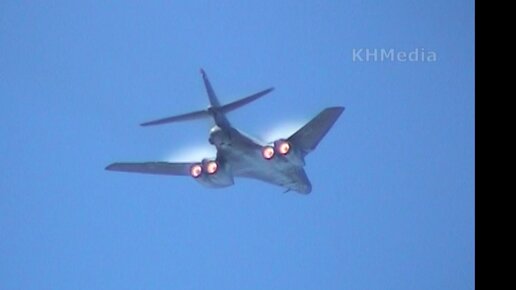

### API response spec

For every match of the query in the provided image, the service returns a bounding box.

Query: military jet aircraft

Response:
[105,69,344,194]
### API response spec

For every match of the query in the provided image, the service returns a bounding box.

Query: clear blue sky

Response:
[1,1,474,289]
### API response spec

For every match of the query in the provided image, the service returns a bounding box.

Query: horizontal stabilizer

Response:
[140,110,211,126]
[140,87,274,127]
[219,87,274,113]
[288,107,345,155]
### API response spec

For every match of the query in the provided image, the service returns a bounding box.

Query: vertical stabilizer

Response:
[200,69,221,108]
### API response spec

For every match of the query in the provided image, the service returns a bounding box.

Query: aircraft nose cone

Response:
[295,183,312,194]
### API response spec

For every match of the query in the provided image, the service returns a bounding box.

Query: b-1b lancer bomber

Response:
[106,69,344,194]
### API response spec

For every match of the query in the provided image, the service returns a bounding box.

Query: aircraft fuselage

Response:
[209,125,312,194]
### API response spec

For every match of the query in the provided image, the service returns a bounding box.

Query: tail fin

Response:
[140,69,273,127]
[200,68,221,108]
[288,107,345,155]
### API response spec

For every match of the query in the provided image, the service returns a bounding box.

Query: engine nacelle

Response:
[190,159,234,188]
[261,139,305,166]
[273,139,305,167]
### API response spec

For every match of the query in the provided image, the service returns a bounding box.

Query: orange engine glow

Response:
[206,160,218,174]
[277,141,291,155]
[262,146,275,160]
[190,164,203,178]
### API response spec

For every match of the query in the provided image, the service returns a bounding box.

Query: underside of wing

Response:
[288,107,345,155]
[105,162,193,176]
